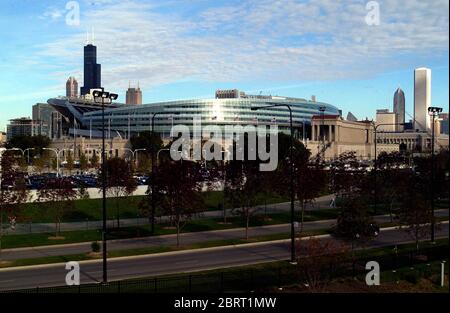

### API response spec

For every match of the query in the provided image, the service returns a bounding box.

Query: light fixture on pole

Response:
[427,106,442,242]
[92,89,118,284]
[251,104,296,264]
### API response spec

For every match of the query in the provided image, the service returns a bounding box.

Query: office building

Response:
[66,77,79,98]
[126,84,142,105]
[393,87,405,131]
[6,117,43,140]
[437,113,448,135]
[0,132,6,146]
[376,109,397,132]
[80,43,102,96]
[32,103,60,138]
[414,68,431,131]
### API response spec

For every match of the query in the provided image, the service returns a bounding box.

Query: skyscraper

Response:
[66,76,78,97]
[80,43,102,95]
[414,68,431,131]
[393,87,405,131]
[32,103,57,138]
[126,83,142,105]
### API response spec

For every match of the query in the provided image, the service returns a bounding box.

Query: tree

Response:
[334,195,375,241]
[32,154,47,173]
[0,153,28,261]
[155,159,204,246]
[105,157,138,228]
[295,237,350,292]
[66,152,74,174]
[136,154,151,174]
[272,133,326,232]
[396,171,433,251]
[37,178,77,237]
[79,153,89,172]
[329,151,361,199]
[295,163,326,233]
[130,131,163,158]
[225,159,262,239]
[6,135,50,160]
[90,151,99,169]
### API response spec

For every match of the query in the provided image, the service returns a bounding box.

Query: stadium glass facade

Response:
[80,97,340,139]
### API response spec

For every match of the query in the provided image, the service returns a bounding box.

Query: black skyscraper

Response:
[80,44,102,96]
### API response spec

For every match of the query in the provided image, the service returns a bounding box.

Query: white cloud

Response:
[39,7,65,21]
[35,0,449,92]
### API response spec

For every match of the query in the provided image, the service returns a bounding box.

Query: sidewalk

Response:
[4,194,336,235]
[2,211,448,262]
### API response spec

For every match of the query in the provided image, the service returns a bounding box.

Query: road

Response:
[0,224,448,291]
[5,194,336,235]
[2,210,448,262]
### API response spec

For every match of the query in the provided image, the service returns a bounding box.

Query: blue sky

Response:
[0,0,448,130]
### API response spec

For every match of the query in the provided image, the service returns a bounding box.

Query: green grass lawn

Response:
[3,205,447,250]
[0,230,329,269]
[16,191,289,223]
[1,207,340,249]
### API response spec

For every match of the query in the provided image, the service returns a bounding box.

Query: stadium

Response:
[47,90,340,141]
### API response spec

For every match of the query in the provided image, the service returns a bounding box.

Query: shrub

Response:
[402,271,420,284]
[91,241,100,253]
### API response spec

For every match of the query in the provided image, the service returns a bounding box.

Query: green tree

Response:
[395,170,433,251]
[105,157,138,228]
[0,153,29,260]
[225,160,263,239]
[130,131,163,157]
[79,153,89,172]
[32,155,47,173]
[66,153,74,174]
[90,152,99,169]
[6,135,50,160]
[37,178,77,237]
[156,159,204,246]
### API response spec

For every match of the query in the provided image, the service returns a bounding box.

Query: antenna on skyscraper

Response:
[92,27,95,45]
[86,30,89,44]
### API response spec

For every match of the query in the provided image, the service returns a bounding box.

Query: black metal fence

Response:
[1,244,448,293]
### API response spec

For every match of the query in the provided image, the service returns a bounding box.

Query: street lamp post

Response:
[372,122,405,215]
[251,104,296,264]
[150,112,162,235]
[43,148,73,177]
[93,90,118,284]
[428,106,443,242]
[10,148,35,165]
[0,148,5,197]
[120,148,146,169]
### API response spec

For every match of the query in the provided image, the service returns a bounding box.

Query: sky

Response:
[0,0,448,131]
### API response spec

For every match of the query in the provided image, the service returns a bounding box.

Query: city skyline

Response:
[0,0,448,130]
